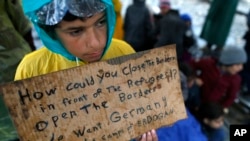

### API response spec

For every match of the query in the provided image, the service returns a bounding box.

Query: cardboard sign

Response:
[0,45,187,141]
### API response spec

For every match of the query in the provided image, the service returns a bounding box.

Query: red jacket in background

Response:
[190,57,241,108]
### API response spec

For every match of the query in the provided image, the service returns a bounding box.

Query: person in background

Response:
[178,62,201,113]
[15,0,157,140]
[156,108,208,141]
[0,0,35,84]
[200,0,239,58]
[123,0,154,52]
[149,61,208,141]
[178,62,196,102]
[112,0,124,40]
[153,0,186,61]
[153,0,171,37]
[180,13,198,63]
[194,102,226,141]
[0,0,35,140]
[189,47,247,114]
[240,10,250,96]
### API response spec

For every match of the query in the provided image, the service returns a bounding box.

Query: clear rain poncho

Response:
[34,0,106,25]
[22,0,115,61]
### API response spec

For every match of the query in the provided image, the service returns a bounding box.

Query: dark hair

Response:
[62,11,87,22]
[197,102,224,120]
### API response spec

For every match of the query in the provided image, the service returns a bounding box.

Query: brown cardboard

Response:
[0,45,187,141]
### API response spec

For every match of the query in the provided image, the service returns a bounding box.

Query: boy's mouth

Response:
[87,51,103,58]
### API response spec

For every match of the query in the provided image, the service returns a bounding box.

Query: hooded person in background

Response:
[112,0,124,39]
[180,13,199,63]
[189,47,247,114]
[123,0,154,52]
[180,13,196,50]
[14,0,157,140]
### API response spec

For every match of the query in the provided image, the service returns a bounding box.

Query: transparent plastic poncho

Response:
[34,0,106,25]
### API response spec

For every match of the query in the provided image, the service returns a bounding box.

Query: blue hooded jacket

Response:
[22,0,115,61]
[156,109,208,141]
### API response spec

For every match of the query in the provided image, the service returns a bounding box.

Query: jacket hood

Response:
[22,0,115,61]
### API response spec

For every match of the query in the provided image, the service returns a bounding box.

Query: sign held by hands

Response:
[0,45,187,141]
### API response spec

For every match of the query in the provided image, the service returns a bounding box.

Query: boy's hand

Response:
[135,129,158,141]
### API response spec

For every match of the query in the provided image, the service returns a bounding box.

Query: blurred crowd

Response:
[121,1,249,140]
[0,0,250,141]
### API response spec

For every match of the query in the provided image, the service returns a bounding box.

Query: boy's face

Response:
[55,12,107,62]
[205,116,224,129]
[225,64,244,75]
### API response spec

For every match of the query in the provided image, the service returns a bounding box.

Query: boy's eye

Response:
[69,29,83,36]
[96,18,106,27]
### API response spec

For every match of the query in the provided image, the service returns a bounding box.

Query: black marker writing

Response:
[18,88,57,105]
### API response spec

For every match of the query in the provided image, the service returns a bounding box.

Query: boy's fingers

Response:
[140,129,158,141]
[151,129,158,141]
[141,133,147,141]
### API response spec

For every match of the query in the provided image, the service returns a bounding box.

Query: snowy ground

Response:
[33,0,250,49]
[169,0,250,49]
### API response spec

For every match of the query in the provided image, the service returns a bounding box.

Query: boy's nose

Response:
[85,28,100,49]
